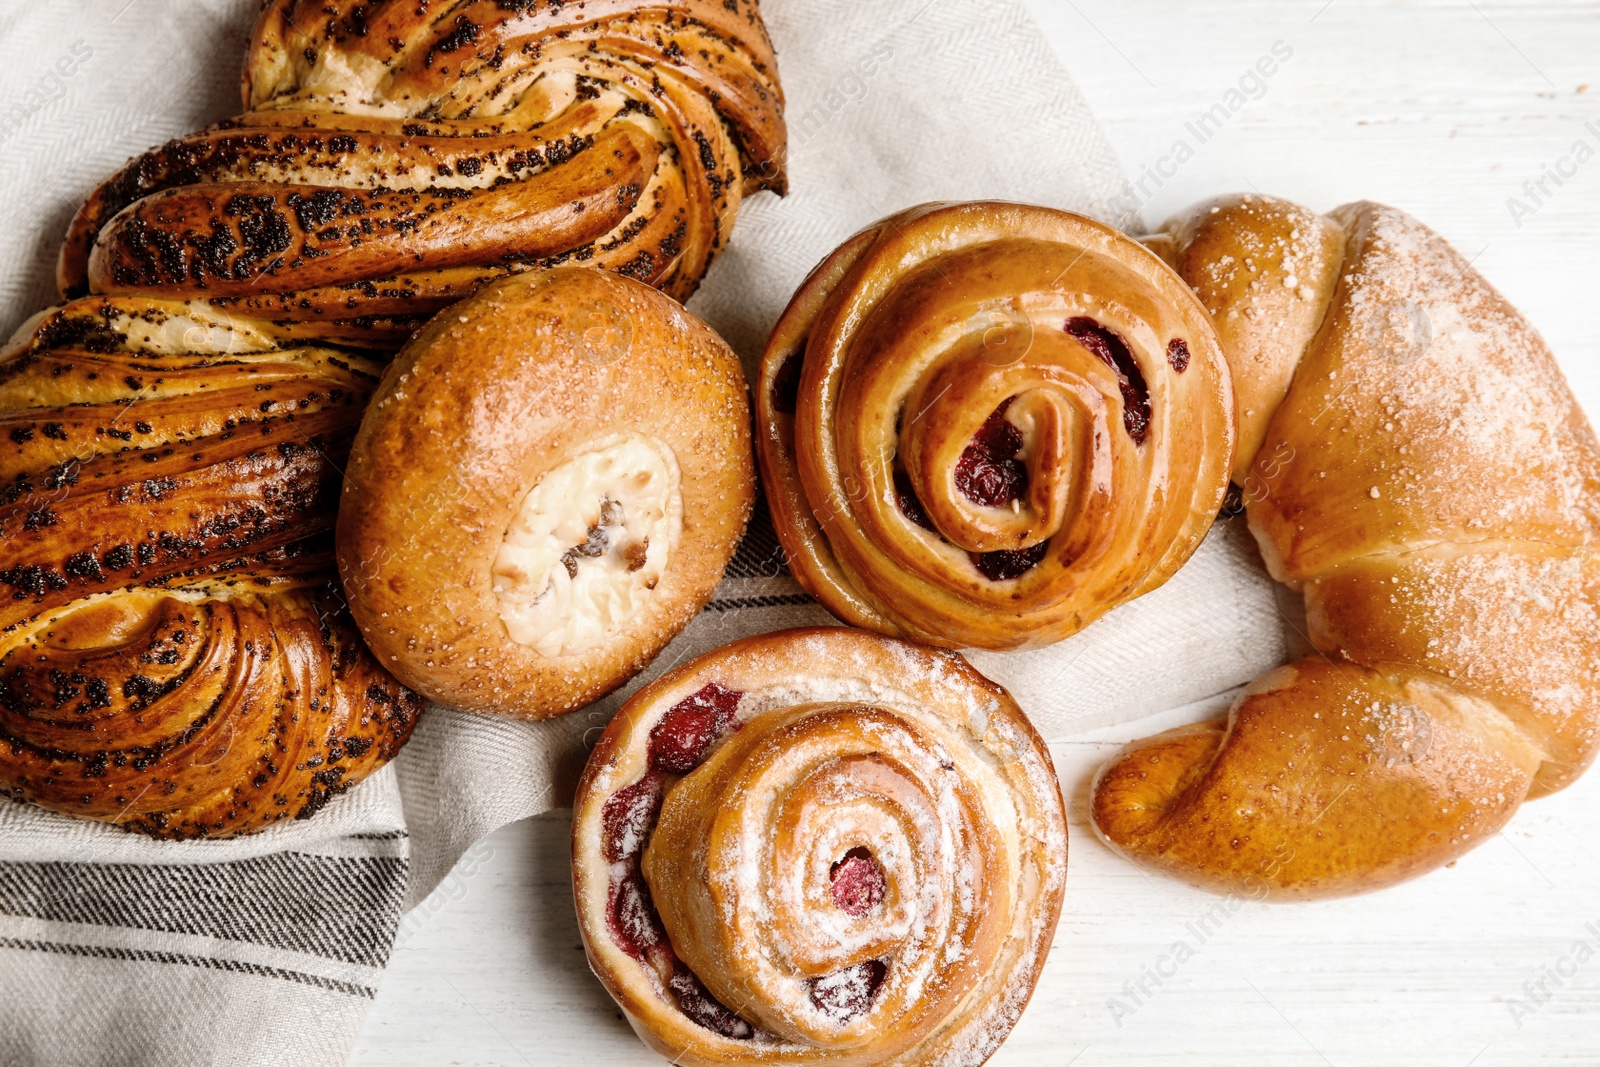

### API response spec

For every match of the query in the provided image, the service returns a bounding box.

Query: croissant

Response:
[756,200,1234,651]
[0,297,421,838]
[572,627,1068,1067]
[1093,195,1600,898]
[58,0,787,347]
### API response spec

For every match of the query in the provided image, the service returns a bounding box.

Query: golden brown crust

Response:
[1092,196,1600,897]
[1149,195,1345,484]
[756,201,1234,651]
[59,0,786,346]
[1093,662,1542,899]
[572,627,1068,1066]
[1304,545,1600,796]
[336,267,754,719]
[0,297,420,838]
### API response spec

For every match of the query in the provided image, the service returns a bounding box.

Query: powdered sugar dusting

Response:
[581,631,1068,1066]
[1263,204,1600,573]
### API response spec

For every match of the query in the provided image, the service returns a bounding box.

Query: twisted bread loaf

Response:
[59,0,786,347]
[757,201,1234,651]
[1093,196,1600,898]
[0,298,420,838]
[573,628,1067,1066]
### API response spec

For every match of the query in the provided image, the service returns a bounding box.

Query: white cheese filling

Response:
[492,434,681,657]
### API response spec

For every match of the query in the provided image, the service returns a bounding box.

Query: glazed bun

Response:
[337,267,754,718]
[756,201,1233,651]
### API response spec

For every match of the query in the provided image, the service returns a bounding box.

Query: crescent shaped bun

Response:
[337,267,754,719]
[1094,195,1600,898]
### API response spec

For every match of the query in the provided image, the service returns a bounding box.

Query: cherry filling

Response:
[829,847,886,916]
[1166,337,1191,373]
[648,682,743,773]
[771,352,803,414]
[603,683,756,1039]
[601,772,665,864]
[607,870,667,962]
[1066,317,1152,444]
[607,881,753,1041]
[894,468,936,532]
[954,398,1027,508]
[810,960,888,1023]
[668,967,755,1039]
[969,541,1050,581]
[892,415,1050,581]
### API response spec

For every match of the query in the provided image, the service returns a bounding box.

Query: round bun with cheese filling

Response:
[336,267,754,719]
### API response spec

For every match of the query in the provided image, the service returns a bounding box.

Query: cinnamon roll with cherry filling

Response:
[0,297,420,838]
[573,627,1068,1067]
[59,0,786,347]
[757,201,1234,651]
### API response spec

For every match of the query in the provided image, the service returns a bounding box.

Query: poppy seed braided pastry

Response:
[0,297,421,838]
[59,0,787,347]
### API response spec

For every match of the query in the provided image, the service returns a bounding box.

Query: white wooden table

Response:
[352,3,1600,1064]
